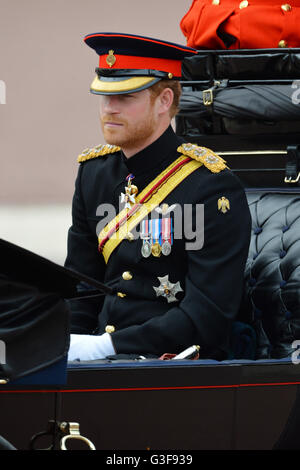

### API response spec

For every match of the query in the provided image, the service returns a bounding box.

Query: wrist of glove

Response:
[68,332,116,362]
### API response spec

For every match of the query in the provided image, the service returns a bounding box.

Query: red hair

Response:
[149,80,182,118]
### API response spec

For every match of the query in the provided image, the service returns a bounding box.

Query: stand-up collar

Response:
[121,126,184,176]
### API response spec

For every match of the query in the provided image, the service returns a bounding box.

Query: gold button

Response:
[105,325,115,334]
[239,0,248,8]
[278,39,288,47]
[281,4,292,11]
[122,271,133,280]
[212,0,220,4]
[117,292,127,298]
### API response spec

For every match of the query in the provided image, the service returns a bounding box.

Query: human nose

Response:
[100,95,120,114]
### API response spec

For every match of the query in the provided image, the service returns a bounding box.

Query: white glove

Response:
[68,333,116,361]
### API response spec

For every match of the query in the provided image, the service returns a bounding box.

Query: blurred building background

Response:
[0,0,191,265]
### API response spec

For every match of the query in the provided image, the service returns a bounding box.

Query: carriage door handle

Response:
[60,422,96,450]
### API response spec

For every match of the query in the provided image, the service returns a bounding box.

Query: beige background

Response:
[0,0,192,262]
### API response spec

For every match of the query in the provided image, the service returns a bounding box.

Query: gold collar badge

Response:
[218,196,230,214]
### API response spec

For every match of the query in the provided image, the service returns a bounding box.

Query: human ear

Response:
[157,88,174,114]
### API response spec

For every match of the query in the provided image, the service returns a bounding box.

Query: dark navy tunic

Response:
[65,126,251,359]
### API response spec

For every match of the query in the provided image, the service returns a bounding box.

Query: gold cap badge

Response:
[106,50,116,68]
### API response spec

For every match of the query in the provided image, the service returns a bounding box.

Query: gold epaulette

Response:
[77,144,121,163]
[177,143,228,173]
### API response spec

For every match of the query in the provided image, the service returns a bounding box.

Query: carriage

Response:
[1,47,300,451]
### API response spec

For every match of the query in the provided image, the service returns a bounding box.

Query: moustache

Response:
[101,116,126,125]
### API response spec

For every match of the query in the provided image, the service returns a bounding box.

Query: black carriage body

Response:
[1,358,300,451]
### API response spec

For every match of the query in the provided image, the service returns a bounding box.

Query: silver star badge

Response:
[120,189,136,209]
[153,275,183,303]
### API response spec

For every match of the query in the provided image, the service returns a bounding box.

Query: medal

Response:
[162,241,172,256]
[140,219,151,258]
[161,217,172,256]
[153,275,183,303]
[120,174,138,210]
[140,217,173,258]
[120,188,136,210]
[150,219,162,257]
[141,241,152,258]
[151,241,162,257]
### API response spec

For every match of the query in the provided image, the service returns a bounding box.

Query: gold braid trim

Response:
[177,143,228,173]
[78,144,121,163]
[99,156,203,264]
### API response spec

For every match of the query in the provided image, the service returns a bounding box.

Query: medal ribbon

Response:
[141,219,149,239]
[162,217,172,244]
[151,218,161,246]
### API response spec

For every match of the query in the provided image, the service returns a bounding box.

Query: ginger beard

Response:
[99,90,159,152]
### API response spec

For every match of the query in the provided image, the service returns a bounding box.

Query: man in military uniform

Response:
[180,0,300,49]
[66,32,252,361]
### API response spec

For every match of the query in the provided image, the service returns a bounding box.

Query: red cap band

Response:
[99,54,182,77]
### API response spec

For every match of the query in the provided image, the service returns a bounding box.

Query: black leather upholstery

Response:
[241,190,300,359]
[181,49,300,82]
[176,48,300,142]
